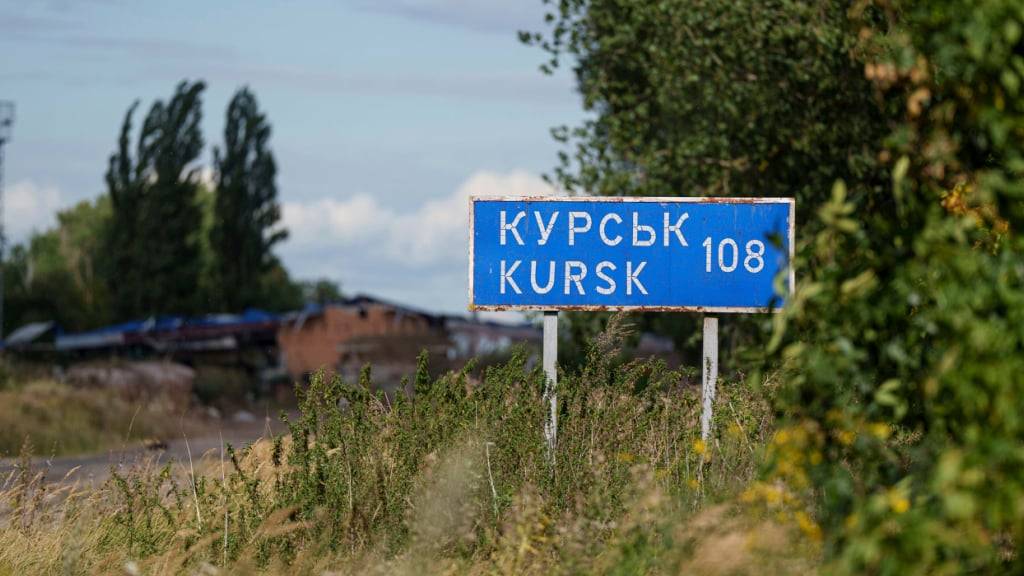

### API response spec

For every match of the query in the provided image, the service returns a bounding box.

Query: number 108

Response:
[702,237,765,273]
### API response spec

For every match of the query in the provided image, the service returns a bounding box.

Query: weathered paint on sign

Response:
[469,196,794,313]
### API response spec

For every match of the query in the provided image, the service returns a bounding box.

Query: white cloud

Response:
[6,179,64,243]
[283,169,559,268]
[279,169,560,313]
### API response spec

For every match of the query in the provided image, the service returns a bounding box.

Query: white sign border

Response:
[468,196,795,314]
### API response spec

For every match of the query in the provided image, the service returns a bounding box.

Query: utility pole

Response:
[0,101,14,339]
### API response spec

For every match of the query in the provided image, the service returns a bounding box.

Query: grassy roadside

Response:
[0,318,818,574]
[0,379,186,458]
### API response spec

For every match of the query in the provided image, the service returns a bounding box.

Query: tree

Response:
[526,0,886,212]
[105,101,144,319]
[739,1,1024,571]
[526,0,890,359]
[5,197,113,331]
[300,278,343,306]
[105,80,206,318]
[211,87,287,312]
[258,260,306,312]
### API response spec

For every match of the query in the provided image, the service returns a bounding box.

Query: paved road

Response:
[0,414,290,487]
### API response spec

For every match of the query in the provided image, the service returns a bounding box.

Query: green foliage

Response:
[0,324,784,574]
[105,80,207,318]
[529,0,1024,570]
[258,260,307,312]
[527,0,885,210]
[4,197,113,332]
[298,277,343,306]
[211,87,288,312]
[220,324,768,568]
[526,0,890,357]
[751,1,1024,572]
[5,80,313,331]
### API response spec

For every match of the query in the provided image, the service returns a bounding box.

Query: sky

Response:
[0,0,582,317]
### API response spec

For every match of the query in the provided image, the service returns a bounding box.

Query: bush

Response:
[752,2,1024,573]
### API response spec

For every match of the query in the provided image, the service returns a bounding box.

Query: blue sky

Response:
[0,0,581,314]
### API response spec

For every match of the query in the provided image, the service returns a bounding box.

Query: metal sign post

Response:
[543,311,558,456]
[701,316,718,441]
[468,196,794,450]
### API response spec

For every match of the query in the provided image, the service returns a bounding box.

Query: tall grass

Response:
[0,316,816,574]
[0,380,184,457]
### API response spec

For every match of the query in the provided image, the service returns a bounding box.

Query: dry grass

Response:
[0,380,186,457]
[0,322,820,574]
[0,433,819,575]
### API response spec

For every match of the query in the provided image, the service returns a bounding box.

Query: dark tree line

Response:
[105,81,296,319]
[4,80,341,333]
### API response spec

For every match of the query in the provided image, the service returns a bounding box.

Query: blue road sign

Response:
[469,197,794,312]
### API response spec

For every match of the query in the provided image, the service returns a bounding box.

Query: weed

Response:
[0,317,806,574]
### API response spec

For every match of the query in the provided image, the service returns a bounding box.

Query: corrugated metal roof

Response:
[55,309,282,351]
[5,321,56,347]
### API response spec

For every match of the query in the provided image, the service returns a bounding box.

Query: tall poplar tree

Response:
[105,80,206,318]
[105,101,144,320]
[211,87,286,311]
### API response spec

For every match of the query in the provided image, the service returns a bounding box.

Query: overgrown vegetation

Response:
[751,1,1024,573]
[0,379,183,457]
[526,0,1024,572]
[4,0,1023,573]
[0,320,808,574]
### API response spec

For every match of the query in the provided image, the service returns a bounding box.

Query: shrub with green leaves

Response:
[529,0,1024,570]
[754,1,1024,573]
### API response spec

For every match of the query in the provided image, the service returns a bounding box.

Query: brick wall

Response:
[277,304,437,379]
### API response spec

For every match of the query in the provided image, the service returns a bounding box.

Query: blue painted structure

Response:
[469,197,794,312]
[54,309,281,351]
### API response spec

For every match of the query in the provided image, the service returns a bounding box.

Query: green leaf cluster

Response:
[3,197,113,332]
[528,0,886,212]
[758,1,1024,572]
[531,0,1024,569]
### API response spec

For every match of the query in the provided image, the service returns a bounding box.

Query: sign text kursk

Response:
[469,197,794,313]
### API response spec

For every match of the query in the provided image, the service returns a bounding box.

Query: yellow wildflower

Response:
[869,422,891,440]
[888,489,910,514]
[692,439,707,456]
[795,511,822,542]
[836,429,856,446]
